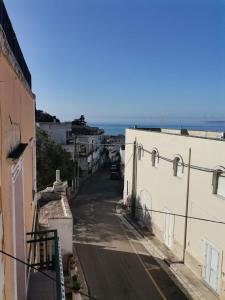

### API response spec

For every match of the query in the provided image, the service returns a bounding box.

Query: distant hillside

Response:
[36,109,60,123]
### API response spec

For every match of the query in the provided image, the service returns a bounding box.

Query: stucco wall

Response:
[38,122,71,145]
[124,128,225,299]
[0,53,36,300]
[49,218,73,255]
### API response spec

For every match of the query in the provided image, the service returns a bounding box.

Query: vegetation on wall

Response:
[36,128,73,189]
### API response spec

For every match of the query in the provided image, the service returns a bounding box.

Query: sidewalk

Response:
[118,206,219,300]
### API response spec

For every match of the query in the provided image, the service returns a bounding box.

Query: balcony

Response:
[27,230,65,300]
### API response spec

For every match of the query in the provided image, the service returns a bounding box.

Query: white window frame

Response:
[173,155,184,178]
[151,148,159,167]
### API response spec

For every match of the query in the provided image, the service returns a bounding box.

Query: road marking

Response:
[119,215,167,300]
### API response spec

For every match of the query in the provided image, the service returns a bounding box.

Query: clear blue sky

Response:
[4,0,225,123]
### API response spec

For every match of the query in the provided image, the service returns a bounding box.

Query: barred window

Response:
[212,168,225,197]
[138,145,144,160]
[173,155,184,177]
[151,148,159,167]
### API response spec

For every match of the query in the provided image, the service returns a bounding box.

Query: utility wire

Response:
[127,205,225,225]
[0,249,99,300]
[141,146,225,173]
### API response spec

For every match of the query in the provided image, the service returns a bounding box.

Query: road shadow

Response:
[74,242,188,300]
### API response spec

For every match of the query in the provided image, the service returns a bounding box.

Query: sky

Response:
[3,0,225,123]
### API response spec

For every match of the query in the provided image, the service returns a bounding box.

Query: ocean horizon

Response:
[90,121,225,136]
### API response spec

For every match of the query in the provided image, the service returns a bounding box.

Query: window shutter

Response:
[212,170,219,194]
[217,171,225,197]
[152,151,156,166]
[173,157,178,176]
[137,146,140,160]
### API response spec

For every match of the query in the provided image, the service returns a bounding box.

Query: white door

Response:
[164,209,174,248]
[203,241,220,293]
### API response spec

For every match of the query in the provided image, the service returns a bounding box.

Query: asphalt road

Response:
[71,167,187,300]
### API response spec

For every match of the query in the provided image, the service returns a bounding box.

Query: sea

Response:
[90,121,225,136]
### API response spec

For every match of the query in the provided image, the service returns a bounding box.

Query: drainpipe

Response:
[131,138,137,219]
[183,147,191,263]
[73,135,77,192]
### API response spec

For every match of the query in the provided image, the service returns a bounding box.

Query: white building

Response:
[38,122,105,178]
[124,128,225,299]
[37,122,71,144]
[77,135,104,176]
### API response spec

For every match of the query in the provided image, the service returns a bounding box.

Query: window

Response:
[173,155,184,177]
[151,148,159,167]
[212,168,225,197]
[138,145,143,160]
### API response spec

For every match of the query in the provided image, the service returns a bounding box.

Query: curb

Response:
[118,209,200,300]
[73,238,89,300]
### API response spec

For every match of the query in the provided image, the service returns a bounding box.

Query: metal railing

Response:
[27,229,64,300]
[0,0,31,87]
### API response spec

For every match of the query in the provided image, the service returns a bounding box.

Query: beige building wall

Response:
[0,48,36,299]
[124,128,225,299]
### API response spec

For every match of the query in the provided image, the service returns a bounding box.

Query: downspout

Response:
[183,147,191,263]
[131,138,137,218]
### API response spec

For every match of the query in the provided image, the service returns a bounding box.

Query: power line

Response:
[127,205,225,225]
[0,249,99,300]
[140,146,225,173]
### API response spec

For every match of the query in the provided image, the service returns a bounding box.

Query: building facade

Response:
[37,122,71,145]
[124,128,225,299]
[0,1,36,298]
[39,121,105,178]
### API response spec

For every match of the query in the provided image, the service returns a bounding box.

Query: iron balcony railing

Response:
[27,229,65,300]
[0,0,31,88]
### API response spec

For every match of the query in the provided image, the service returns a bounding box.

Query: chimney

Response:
[56,169,61,182]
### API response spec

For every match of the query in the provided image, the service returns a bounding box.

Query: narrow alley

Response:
[71,167,188,300]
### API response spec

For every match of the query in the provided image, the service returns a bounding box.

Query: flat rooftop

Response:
[39,196,72,227]
[128,127,225,141]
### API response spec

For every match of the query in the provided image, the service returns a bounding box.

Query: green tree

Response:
[36,128,73,189]
[35,109,60,123]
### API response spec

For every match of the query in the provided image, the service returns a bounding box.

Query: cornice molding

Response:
[0,25,34,98]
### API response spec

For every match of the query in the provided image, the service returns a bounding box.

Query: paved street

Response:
[71,167,187,300]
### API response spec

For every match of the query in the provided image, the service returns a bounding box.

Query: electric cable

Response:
[127,205,225,225]
[0,249,99,300]
[140,146,225,173]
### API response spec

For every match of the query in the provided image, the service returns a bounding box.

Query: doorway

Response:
[203,241,220,293]
[164,208,174,248]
